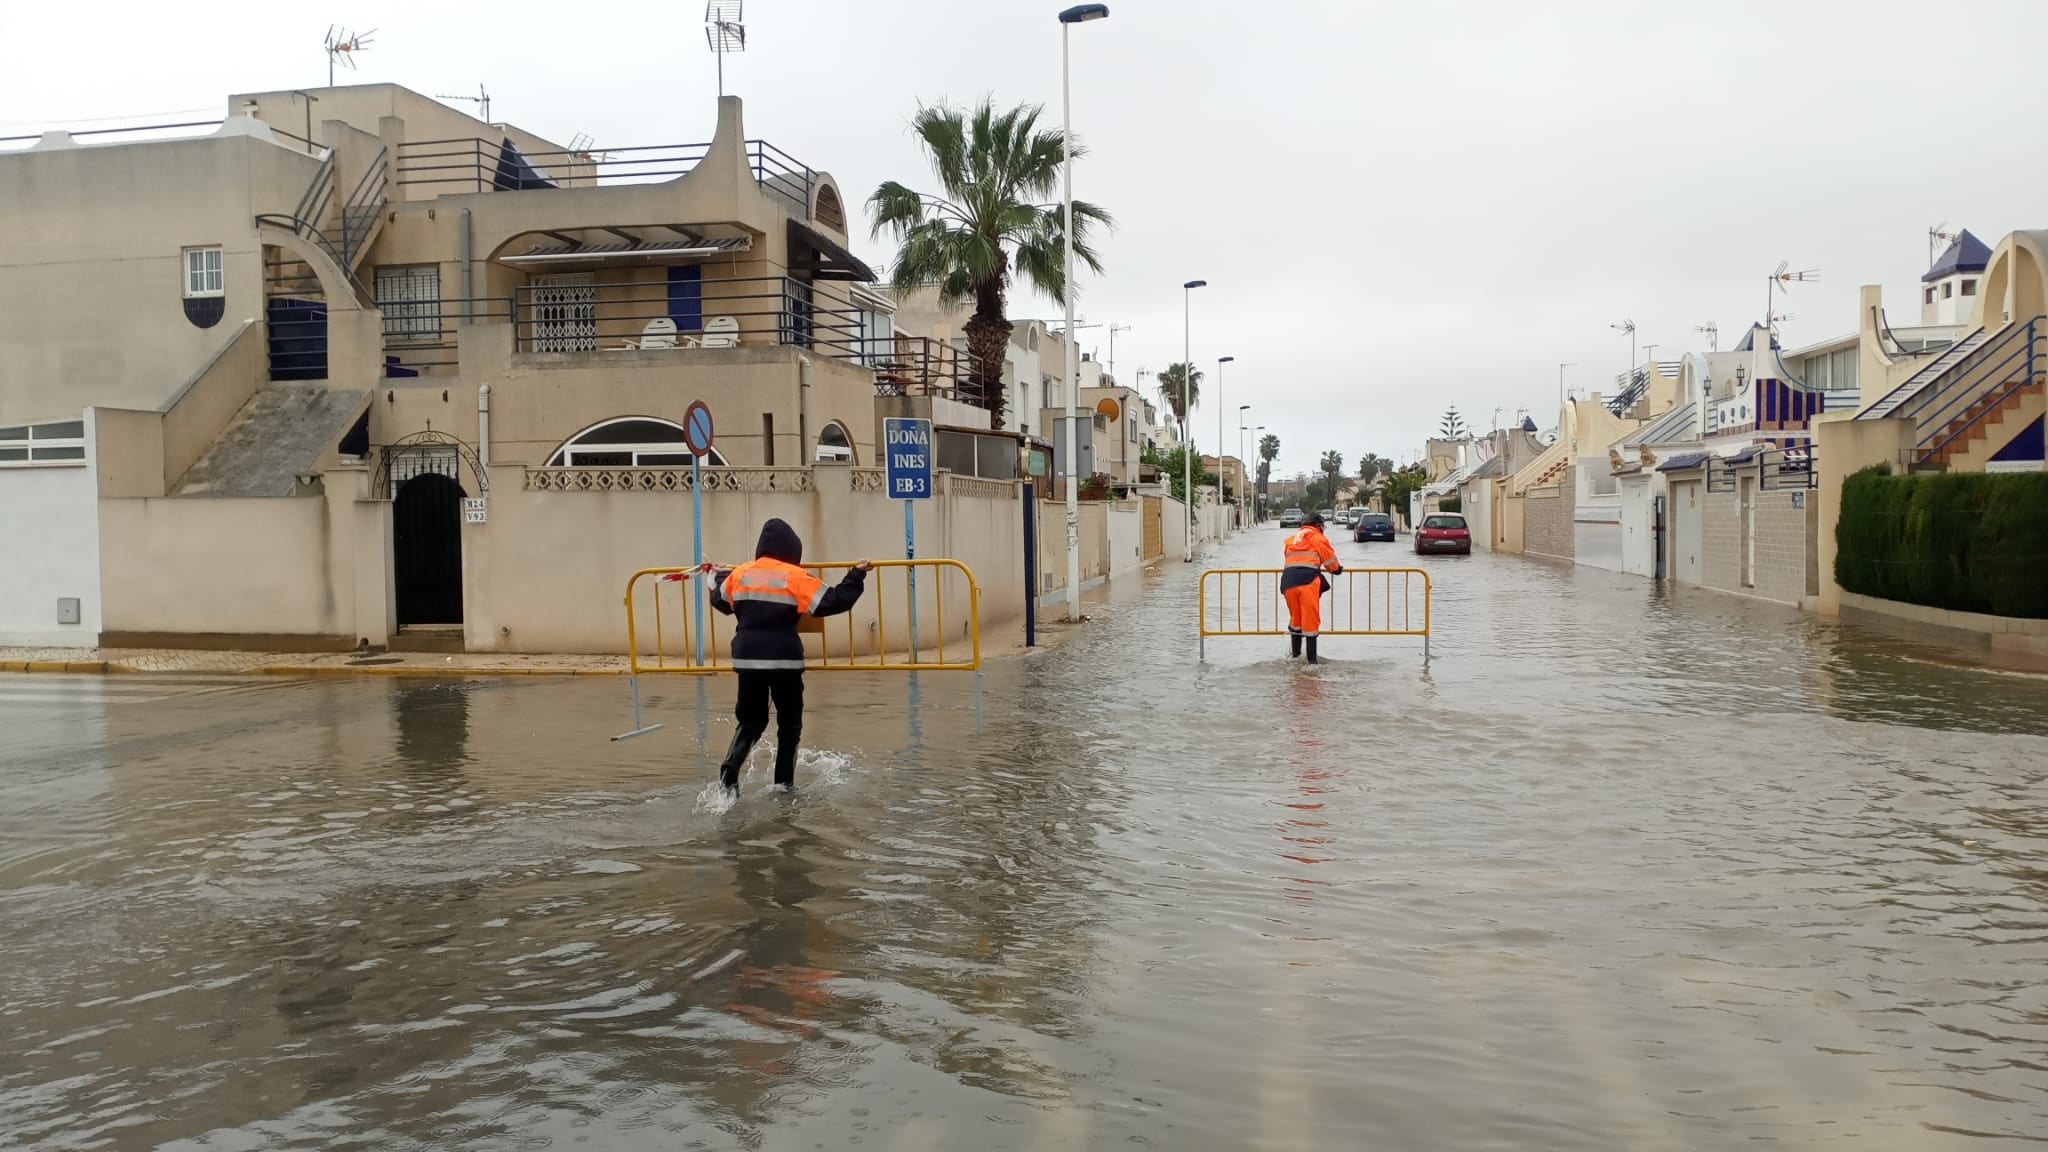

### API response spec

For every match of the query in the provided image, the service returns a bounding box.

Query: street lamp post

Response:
[1182,279,1207,561]
[1057,2,1109,620]
[1237,404,1250,530]
[1216,355,1234,536]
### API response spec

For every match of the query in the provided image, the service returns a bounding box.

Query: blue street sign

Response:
[883,417,934,500]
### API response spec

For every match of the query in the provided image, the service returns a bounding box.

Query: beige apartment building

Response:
[0,83,1059,653]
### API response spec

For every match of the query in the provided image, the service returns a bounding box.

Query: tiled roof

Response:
[1923,229,1992,283]
[1656,451,1710,472]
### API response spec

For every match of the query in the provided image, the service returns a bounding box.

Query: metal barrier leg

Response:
[974,668,984,735]
[611,674,666,742]
[696,677,709,752]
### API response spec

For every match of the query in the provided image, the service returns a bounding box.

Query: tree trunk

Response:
[963,313,1011,430]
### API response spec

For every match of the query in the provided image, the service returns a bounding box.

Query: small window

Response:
[1961,278,1978,297]
[184,246,224,298]
[1925,287,1936,305]
[1,418,88,468]
[817,421,854,464]
[1942,283,1954,299]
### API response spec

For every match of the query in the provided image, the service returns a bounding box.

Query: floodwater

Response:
[4,531,2047,1151]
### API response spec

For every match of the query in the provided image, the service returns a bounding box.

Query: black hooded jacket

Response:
[708,519,867,669]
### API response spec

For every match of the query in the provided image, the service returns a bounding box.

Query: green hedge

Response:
[1836,467,2048,618]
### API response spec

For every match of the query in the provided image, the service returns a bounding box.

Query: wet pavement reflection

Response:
[3,530,2046,1149]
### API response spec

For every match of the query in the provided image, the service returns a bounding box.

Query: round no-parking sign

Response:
[683,401,715,457]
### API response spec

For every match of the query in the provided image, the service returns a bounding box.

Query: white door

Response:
[530,273,595,352]
[1671,479,1703,584]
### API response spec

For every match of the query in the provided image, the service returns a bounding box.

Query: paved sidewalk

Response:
[0,646,632,677]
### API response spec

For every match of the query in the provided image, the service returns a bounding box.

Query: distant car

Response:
[1279,508,1304,528]
[1415,513,1472,555]
[1320,509,1337,525]
[1354,512,1396,542]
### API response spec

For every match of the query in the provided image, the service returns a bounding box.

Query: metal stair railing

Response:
[1859,325,1991,419]
[1914,317,2043,463]
[337,146,388,269]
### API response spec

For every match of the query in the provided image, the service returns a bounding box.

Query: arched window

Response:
[547,417,728,467]
[816,421,854,463]
[813,183,846,232]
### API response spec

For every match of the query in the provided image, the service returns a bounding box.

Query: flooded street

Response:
[4,528,2047,1150]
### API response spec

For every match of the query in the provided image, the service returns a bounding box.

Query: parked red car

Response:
[1414,513,1472,555]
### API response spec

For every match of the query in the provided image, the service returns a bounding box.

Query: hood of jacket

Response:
[754,518,803,565]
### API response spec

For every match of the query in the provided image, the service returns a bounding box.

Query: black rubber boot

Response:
[1289,630,1303,659]
[717,730,754,793]
[1305,637,1319,665]
[772,735,799,790]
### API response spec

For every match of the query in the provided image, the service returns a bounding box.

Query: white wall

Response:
[0,455,101,646]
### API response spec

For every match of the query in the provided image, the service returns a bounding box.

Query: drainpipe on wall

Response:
[797,354,812,465]
[459,209,474,323]
[478,383,491,492]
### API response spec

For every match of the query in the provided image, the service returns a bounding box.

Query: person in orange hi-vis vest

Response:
[697,519,870,794]
[1279,511,1342,664]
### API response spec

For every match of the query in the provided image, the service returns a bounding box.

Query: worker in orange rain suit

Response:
[1280,511,1342,665]
[702,519,871,794]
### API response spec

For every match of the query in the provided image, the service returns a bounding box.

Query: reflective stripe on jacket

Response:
[710,558,866,670]
[1280,526,1339,592]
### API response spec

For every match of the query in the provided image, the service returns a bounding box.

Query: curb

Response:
[1,660,629,679]
[1,660,113,674]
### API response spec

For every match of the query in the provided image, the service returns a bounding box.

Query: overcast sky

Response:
[9,0,2046,477]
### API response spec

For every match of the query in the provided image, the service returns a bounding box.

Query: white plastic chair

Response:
[619,317,683,350]
[699,315,740,348]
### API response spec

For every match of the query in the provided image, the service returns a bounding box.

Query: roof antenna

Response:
[436,83,491,124]
[1694,322,1718,352]
[1928,222,1958,269]
[1766,259,1818,328]
[323,26,376,87]
[705,2,747,98]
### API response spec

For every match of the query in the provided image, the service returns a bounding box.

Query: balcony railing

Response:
[392,137,814,212]
[379,296,515,376]
[510,275,861,359]
[872,336,982,404]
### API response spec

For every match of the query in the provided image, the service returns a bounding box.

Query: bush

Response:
[1439,494,1463,513]
[1837,467,2048,618]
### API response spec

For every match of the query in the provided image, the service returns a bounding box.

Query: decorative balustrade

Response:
[525,467,816,493]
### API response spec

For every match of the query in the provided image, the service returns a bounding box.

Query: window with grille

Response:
[376,265,443,339]
[184,247,224,297]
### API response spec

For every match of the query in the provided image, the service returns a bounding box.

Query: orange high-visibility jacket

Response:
[709,519,866,670]
[1279,525,1340,592]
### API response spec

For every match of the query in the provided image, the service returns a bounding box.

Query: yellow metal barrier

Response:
[1197,567,1431,659]
[622,558,982,676]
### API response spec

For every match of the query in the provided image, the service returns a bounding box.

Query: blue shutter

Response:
[667,265,703,331]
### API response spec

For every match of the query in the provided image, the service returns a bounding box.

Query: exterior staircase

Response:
[1922,378,2046,468]
[1859,326,1993,419]
[173,382,371,497]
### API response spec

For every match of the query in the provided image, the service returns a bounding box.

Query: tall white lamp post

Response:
[1057,2,1109,618]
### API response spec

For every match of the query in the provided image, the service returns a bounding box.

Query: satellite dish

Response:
[1096,397,1122,420]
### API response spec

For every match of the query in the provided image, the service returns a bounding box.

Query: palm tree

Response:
[1319,450,1345,509]
[1156,362,1203,430]
[1357,453,1391,484]
[869,100,1113,429]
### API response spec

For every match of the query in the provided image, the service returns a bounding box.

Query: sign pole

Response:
[692,455,704,667]
[905,498,918,660]
[682,400,717,669]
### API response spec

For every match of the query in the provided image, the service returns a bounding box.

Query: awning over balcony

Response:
[499,228,752,269]
[788,219,876,282]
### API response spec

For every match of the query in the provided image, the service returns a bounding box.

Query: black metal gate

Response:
[394,473,465,625]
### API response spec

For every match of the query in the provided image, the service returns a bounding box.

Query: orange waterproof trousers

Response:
[1284,582,1323,637]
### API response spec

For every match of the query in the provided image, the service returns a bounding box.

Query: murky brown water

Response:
[4,531,2046,1150]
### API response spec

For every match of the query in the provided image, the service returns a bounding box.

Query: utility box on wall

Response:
[56,598,81,625]
[1050,417,1097,479]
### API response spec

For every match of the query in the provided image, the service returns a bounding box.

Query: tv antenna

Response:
[324,26,376,87]
[1694,322,1718,351]
[1928,222,1959,268]
[1766,259,1818,326]
[705,2,747,98]
[436,84,491,124]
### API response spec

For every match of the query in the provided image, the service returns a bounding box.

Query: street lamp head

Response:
[1218,355,1235,364]
[1238,403,1251,410]
[1058,3,1110,22]
[1184,279,1207,289]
